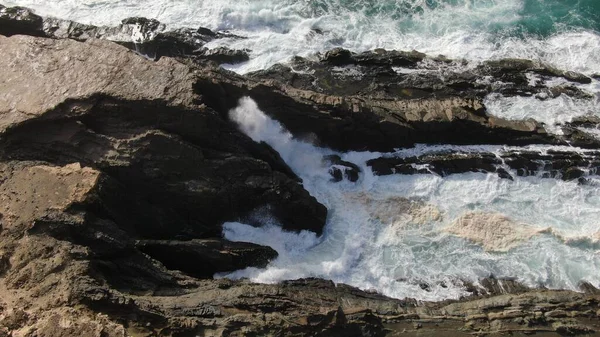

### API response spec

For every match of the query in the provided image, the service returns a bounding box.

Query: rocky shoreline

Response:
[1,5,600,336]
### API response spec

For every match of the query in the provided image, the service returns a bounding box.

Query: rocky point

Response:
[1,4,600,337]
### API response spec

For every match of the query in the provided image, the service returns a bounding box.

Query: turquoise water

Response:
[305,0,600,35]
[5,0,600,73]
[519,0,600,35]
[6,0,600,37]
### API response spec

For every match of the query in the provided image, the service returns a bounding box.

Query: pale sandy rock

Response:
[372,196,442,227]
[0,162,100,231]
[550,230,600,247]
[0,35,199,132]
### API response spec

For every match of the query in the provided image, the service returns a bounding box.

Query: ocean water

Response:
[6,0,600,74]
[8,0,600,300]
[222,98,600,301]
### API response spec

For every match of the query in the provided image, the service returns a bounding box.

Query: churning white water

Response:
[5,0,600,75]
[484,92,600,133]
[220,97,600,301]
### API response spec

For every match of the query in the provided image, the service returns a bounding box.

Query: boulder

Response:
[196,46,250,64]
[323,154,361,182]
[0,4,45,37]
[136,239,278,278]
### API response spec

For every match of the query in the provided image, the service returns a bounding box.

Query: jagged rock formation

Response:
[0,34,326,236]
[323,154,362,182]
[0,4,249,64]
[367,148,600,182]
[192,49,599,152]
[1,5,600,337]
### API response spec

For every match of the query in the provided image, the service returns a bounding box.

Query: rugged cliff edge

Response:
[1,5,600,337]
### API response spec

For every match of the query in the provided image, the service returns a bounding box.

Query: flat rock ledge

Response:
[1,6,600,337]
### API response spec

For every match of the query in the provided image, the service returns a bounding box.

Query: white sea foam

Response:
[6,0,600,74]
[222,97,600,301]
[484,93,600,132]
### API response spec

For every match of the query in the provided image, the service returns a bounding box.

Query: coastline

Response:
[1,5,600,336]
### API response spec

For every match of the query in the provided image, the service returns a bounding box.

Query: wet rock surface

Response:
[194,49,599,152]
[323,154,361,182]
[135,239,278,278]
[0,4,44,37]
[367,149,600,182]
[0,4,249,64]
[1,6,600,337]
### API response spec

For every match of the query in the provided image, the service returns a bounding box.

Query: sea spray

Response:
[221,97,600,301]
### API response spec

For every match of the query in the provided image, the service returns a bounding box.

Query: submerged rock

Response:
[346,193,442,229]
[445,212,548,252]
[323,154,361,182]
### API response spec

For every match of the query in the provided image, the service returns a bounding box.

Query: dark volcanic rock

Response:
[0,4,249,64]
[323,154,361,182]
[190,53,598,153]
[367,149,600,181]
[352,49,426,67]
[321,47,353,65]
[199,66,567,152]
[320,47,425,67]
[368,152,502,177]
[568,115,600,129]
[481,58,593,84]
[136,239,278,278]
[232,49,597,152]
[196,46,250,64]
[0,4,45,37]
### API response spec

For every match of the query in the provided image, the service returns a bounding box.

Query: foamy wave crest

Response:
[484,92,600,132]
[7,0,600,74]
